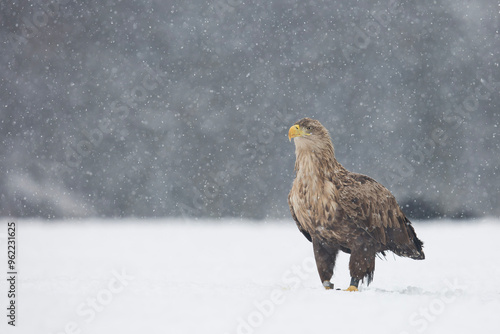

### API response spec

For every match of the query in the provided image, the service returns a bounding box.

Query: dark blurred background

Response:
[0,0,498,220]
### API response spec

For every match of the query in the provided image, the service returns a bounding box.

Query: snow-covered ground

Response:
[1,218,499,334]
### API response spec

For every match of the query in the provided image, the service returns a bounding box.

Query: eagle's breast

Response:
[290,151,341,239]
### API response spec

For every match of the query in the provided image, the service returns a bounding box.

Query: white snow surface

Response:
[1,218,500,334]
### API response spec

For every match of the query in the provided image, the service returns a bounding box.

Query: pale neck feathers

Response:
[293,133,345,180]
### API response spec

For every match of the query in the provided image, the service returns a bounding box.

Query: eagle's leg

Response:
[346,246,376,291]
[345,278,360,292]
[312,238,339,290]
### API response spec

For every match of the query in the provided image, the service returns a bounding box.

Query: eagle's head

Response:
[288,118,331,143]
[288,118,334,155]
[288,118,338,172]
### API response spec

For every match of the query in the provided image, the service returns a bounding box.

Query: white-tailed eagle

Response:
[288,118,424,291]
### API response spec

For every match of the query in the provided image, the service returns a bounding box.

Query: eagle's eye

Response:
[307,127,312,130]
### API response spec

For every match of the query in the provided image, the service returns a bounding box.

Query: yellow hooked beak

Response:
[288,124,309,141]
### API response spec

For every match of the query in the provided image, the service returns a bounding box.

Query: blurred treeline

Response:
[0,0,498,220]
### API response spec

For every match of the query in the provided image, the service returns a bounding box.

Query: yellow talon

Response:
[344,285,359,292]
[323,281,334,290]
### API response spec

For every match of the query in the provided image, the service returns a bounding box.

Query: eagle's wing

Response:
[288,191,312,242]
[339,173,414,249]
